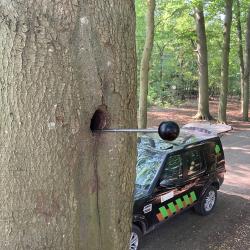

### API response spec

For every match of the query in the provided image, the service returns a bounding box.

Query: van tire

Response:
[194,186,217,216]
[130,225,142,250]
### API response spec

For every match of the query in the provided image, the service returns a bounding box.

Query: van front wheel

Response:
[129,225,142,250]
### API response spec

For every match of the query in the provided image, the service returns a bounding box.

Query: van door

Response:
[182,145,210,199]
[144,152,199,229]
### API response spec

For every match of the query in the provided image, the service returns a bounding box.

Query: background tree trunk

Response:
[243,6,250,121]
[236,0,245,113]
[138,0,155,128]
[156,43,167,87]
[218,0,233,123]
[0,1,136,250]
[194,4,212,120]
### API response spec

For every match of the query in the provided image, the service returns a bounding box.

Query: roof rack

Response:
[182,126,213,135]
[182,122,232,136]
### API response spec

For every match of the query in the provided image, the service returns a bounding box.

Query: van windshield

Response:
[136,139,166,192]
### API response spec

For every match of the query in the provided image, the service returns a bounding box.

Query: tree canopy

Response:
[136,0,249,112]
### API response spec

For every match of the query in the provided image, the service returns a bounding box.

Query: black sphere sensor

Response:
[158,121,180,141]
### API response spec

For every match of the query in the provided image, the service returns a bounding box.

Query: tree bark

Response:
[218,0,233,123]
[0,1,136,250]
[236,0,245,113]
[243,6,250,121]
[138,0,155,128]
[194,4,212,120]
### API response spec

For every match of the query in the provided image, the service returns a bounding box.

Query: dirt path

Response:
[220,130,250,200]
[141,192,250,250]
[141,130,250,250]
[141,99,250,250]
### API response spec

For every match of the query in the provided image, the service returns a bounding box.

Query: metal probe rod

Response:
[95,129,158,133]
[93,121,180,141]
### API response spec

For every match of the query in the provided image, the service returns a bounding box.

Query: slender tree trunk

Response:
[218,0,233,123]
[138,0,155,128]
[243,6,250,121]
[160,49,164,85]
[156,43,167,87]
[0,1,136,250]
[194,5,212,120]
[236,0,245,113]
[156,43,168,103]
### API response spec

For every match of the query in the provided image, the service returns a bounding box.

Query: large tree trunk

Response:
[0,1,136,250]
[218,0,233,123]
[236,0,245,113]
[243,6,250,121]
[138,0,155,128]
[194,4,212,120]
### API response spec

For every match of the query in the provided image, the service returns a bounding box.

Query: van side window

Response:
[184,150,203,176]
[214,142,224,162]
[207,142,216,166]
[207,141,224,165]
[162,155,183,181]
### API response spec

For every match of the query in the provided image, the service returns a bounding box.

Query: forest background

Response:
[136,0,250,126]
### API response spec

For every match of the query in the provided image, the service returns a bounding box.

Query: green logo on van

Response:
[215,144,221,154]
[156,191,197,222]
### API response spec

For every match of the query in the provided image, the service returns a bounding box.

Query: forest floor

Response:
[141,98,250,250]
[147,98,250,131]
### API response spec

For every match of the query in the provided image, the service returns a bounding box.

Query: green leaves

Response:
[136,0,247,106]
